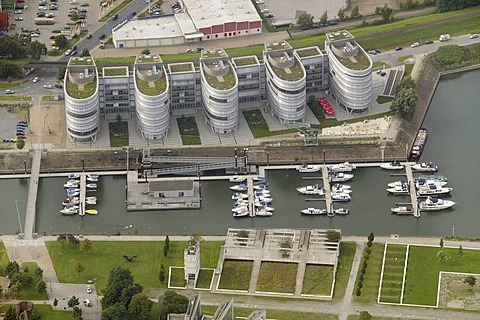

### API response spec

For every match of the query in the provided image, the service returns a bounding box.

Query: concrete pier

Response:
[404,163,420,218]
[24,150,42,240]
[321,167,333,213]
[79,174,86,216]
[246,177,255,217]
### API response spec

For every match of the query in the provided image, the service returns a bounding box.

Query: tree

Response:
[0,35,27,58]
[464,275,476,288]
[36,280,47,294]
[439,238,444,248]
[437,250,446,262]
[53,298,59,307]
[350,5,361,19]
[165,235,170,251]
[355,287,362,296]
[279,238,293,258]
[390,77,418,120]
[67,234,80,246]
[28,308,41,320]
[16,139,25,150]
[141,48,150,55]
[27,41,47,60]
[337,8,346,21]
[159,264,165,284]
[71,12,79,22]
[68,295,80,308]
[359,311,373,320]
[11,281,22,298]
[0,62,23,79]
[436,0,480,12]
[128,292,153,320]
[75,261,85,277]
[368,232,375,243]
[80,239,93,255]
[34,266,44,278]
[159,291,189,320]
[102,267,143,310]
[320,10,328,25]
[296,12,314,29]
[80,48,90,57]
[72,306,84,320]
[102,303,128,320]
[4,305,18,320]
[57,66,67,81]
[5,261,20,278]
[55,35,68,49]
[375,4,394,22]
[163,244,168,257]
[326,230,341,242]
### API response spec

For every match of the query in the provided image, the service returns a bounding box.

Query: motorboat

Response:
[417,185,452,196]
[257,206,274,212]
[66,187,80,192]
[328,171,354,183]
[230,184,247,192]
[412,161,438,172]
[334,208,350,215]
[255,200,272,207]
[415,179,448,189]
[387,185,409,195]
[301,208,328,215]
[255,209,273,217]
[60,207,78,215]
[87,174,99,182]
[229,176,246,183]
[253,183,268,190]
[410,128,428,159]
[329,162,356,172]
[86,196,97,202]
[64,181,79,188]
[232,210,250,218]
[331,193,351,202]
[296,184,325,195]
[62,197,79,205]
[63,204,79,210]
[419,196,456,211]
[391,206,414,214]
[255,189,270,196]
[414,174,447,183]
[380,161,404,170]
[233,200,248,207]
[86,183,97,189]
[297,164,321,173]
[67,191,79,197]
[331,184,352,194]
[86,199,97,205]
[254,196,273,204]
[387,181,408,188]
[68,173,80,179]
[253,176,266,183]
[231,193,249,200]
[85,209,98,215]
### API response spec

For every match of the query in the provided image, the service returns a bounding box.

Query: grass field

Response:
[201,305,338,320]
[195,269,214,289]
[218,260,253,291]
[334,242,357,299]
[404,64,414,78]
[108,121,129,147]
[379,244,407,304]
[403,245,480,306]
[302,264,334,296]
[169,267,186,288]
[256,262,298,293]
[46,240,222,291]
[17,262,49,300]
[0,304,72,320]
[177,116,201,145]
[0,242,9,276]
[243,109,296,138]
[354,243,385,303]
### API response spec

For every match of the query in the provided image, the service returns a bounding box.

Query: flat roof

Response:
[113,16,183,41]
[183,0,260,29]
[103,67,128,77]
[175,12,198,35]
[295,46,322,58]
[149,180,194,191]
[232,56,259,67]
[168,62,195,73]
[326,30,354,42]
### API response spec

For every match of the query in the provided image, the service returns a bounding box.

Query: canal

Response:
[1,70,479,237]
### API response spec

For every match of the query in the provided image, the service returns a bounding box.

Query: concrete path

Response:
[294,261,306,295]
[24,149,42,239]
[248,260,262,293]
[339,242,363,320]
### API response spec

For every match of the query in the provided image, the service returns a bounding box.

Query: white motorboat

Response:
[255,189,270,196]
[297,164,321,173]
[233,200,248,207]
[417,185,452,197]
[255,200,273,207]
[334,208,350,215]
[229,176,247,183]
[328,172,354,183]
[64,181,80,188]
[232,210,250,218]
[387,185,409,195]
[391,206,414,214]
[62,197,79,205]
[86,199,97,205]
[253,176,266,182]
[63,204,79,210]
[254,196,273,203]
[257,206,274,212]
[66,187,80,192]
[329,162,356,172]
[331,193,351,201]
[419,196,456,211]
[331,184,352,194]
[230,184,247,192]
[86,196,97,202]
[301,208,327,215]
[415,179,448,189]
[380,161,404,170]
[68,173,80,179]
[255,209,273,217]
[86,174,99,182]
[232,193,249,200]
[387,181,408,188]
[232,206,248,213]
[296,184,325,195]
[86,183,97,189]
[67,191,79,197]
[60,207,78,215]
[253,183,268,190]
[412,161,438,172]
[414,174,447,183]
[87,176,99,182]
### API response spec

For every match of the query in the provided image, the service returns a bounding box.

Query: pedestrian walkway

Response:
[24,149,42,240]
[339,242,363,320]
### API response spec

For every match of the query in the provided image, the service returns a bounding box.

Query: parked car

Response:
[80,2,90,6]
[36,12,46,17]
[44,84,53,89]
[5,89,15,94]
[15,9,22,14]
[32,77,40,83]
[14,17,23,21]
[395,46,403,51]
[470,34,479,39]
[185,48,193,53]
[86,34,92,39]
[54,84,63,89]
[374,49,381,53]
[99,34,106,40]
[368,50,376,55]
[410,42,420,48]
[111,14,118,20]
[264,14,274,18]
[424,40,434,44]
[328,20,338,25]
[86,285,92,294]
[83,299,92,307]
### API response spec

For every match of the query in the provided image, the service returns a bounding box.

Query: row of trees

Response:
[390,76,418,120]
[436,0,480,12]
[355,233,374,297]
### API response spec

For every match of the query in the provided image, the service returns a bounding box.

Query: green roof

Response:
[203,66,236,90]
[136,73,167,96]
[233,57,258,67]
[104,67,128,77]
[296,48,320,58]
[269,59,304,82]
[265,41,291,52]
[136,55,161,63]
[202,50,227,58]
[335,49,371,71]
[69,57,94,66]
[66,78,97,99]
[326,31,354,42]
[169,63,194,73]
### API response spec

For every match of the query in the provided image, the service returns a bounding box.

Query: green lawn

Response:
[201,305,338,320]
[373,61,387,68]
[302,264,334,296]
[404,64,414,78]
[46,240,222,292]
[398,55,413,62]
[354,243,385,303]
[181,136,202,145]
[34,305,73,320]
[17,262,49,300]
[334,242,357,299]
[256,262,298,293]
[243,109,296,138]
[218,260,253,291]
[0,242,9,276]
[195,269,214,289]
[404,245,480,306]
[169,267,186,288]
[379,244,407,304]
[376,96,393,104]
[177,116,201,145]
[0,95,32,101]
[109,121,129,147]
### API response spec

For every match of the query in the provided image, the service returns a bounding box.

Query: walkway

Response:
[339,242,363,320]
[24,149,42,240]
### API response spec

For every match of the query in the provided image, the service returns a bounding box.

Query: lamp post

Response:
[24,159,27,174]
[81,158,85,172]
[266,151,269,166]
[323,150,326,164]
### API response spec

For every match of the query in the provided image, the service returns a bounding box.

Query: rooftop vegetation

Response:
[202,49,227,58]
[66,77,97,99]
[296,48,321,58]
[265,41,291,51]
[169,63,194,73]
[69,57,94,66]
[136,73,167,96]
[233,57,258,66]
[103,67,128,77]
[203,65,236,90]
[269,59,304,81]
[326,31,353,42]
[335,49,371,71]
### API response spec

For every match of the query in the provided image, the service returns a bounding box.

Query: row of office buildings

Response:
[64,30,372,142]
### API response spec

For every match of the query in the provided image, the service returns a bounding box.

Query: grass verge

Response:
[302,264,334,296]
[0,95,32,101]
[201,305,338,320]
[169,267,186,288]
[334,242,356,299]
[0,241,10,276]
[354,243,385,303]
[373,61,387,68]
[42,96,52,101]
[17,262,49,300]
[379,244,407,304]
[109,121,129,147]
[195,269,214,289]
[256,262,298,293]
[404,64,414,78]
[376,96,393,104]
[243,109,297,138]
[218,260,253,291]
[398,55,413,62]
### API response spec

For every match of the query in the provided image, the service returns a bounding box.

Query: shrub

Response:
[355,287,362,296]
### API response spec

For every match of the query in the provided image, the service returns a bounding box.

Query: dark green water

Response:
[1,70,479,236]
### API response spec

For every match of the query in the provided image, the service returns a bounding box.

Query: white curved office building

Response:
[200,49,238,134]
[325,30,372,113]
[64,57,100,142]
[134,54,170,140]
[264,41,306,123]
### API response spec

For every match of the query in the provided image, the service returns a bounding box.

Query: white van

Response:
[261,8,268,13]
[83,299,92,307]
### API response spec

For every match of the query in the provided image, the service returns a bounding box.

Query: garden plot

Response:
[378,243,408,304]
[217,260,253,291]
[256,261,298,294]
[302,264,334,296]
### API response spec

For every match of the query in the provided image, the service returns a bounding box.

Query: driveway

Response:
[50,282,101,320]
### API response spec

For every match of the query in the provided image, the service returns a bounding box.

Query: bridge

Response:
[24,149,42,239]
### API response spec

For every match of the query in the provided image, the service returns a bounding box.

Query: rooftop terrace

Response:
[268,57,304,82]
[168,63,195,73]
[201,49,228,59]
[202,62,236,90]
[265,41,292,52]
[232,56,259,67]
[66,77,97,99]
[326,30,354,42]
[135,72,167,96]
[136,54,162,64]
[69,57,94,66]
